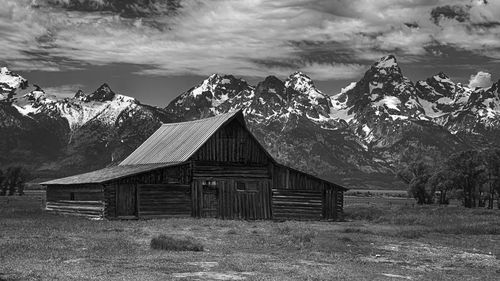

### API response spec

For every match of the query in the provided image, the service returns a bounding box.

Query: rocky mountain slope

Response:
[0,73,169,177]
[1,55,499,188]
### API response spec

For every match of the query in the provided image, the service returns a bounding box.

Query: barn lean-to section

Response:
[42,110,347,220]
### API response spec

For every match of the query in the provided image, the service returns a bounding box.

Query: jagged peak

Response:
[74,89,85,98]
[96,83,113,93]
[85,83,116,102]
[430,72,454,84]
[285,71,315,92]
[24,86,49,103]
[374,55,398,69]
[262,75,283,85]
[0,66,28,92]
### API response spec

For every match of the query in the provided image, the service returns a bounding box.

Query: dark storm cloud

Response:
[43,0,182,18]
[431,5,471,24]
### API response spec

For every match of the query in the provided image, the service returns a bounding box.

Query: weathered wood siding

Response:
[138,184,191,218]
[46,201,104,218]
[272,165,325,190]
[103,164,190,218]
[191,119,269,164]
[272,189,323,220]
[192,162,270,179]
[45,184,104,218]
[191,179,272,220]
[271,164,344,220]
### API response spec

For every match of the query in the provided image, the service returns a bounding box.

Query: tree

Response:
[445,150,487,208]
[427,169,458,205]
[0,169,6,196]
[480,149,500,209]
[398,161,434,204]
[4,167,30,196]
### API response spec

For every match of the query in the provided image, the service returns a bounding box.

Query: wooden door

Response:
[202,183,219,218]
[235,181,271,220]
[116,184,137,218]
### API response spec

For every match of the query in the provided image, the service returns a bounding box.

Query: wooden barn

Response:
[42,110,347,220]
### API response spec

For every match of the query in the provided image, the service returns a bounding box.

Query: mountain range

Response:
[1,56,499,188]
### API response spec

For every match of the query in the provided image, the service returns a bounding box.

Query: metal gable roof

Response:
[41,163,182,185]
[119,110,243,165]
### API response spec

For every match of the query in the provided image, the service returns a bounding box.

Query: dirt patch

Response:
[381,273,413,280]
[373,242,500,272]
[186,262,219,270]
[172,271,255,280]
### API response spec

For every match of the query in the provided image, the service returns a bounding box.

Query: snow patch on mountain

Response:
[373,96,401,111]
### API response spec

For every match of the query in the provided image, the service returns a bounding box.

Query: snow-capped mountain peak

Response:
[84,83,115,102]
[285,71,315,92]
[0,67,28,101]
[374,55,398,69]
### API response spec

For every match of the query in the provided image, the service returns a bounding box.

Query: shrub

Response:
[150,235,204,251]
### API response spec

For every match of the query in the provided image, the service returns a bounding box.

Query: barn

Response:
[42,110,347,220]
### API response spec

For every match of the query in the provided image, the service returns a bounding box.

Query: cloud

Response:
[0,0,499,81]
[468,71,493,89]
[43,84,83,98]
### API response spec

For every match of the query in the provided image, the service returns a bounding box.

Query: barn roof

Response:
[41,163,182,185]
[119,110,243,165]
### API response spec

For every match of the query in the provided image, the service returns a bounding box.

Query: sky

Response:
[1,0,500,106]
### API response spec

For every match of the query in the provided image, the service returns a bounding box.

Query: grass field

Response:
[1,200,499,280]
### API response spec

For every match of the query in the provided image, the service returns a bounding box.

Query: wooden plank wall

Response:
[192,179,272,220]
[272,189,323,220]
[138,184,191,218]
[104,164,190,218]
[191,119,269,164]
[45,184,104,218]
[323,188,337,220]
[272,165,324,190]
[193,162,270,179]
[104,183,116,218]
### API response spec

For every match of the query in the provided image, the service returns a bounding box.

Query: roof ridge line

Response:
[161,110,241,126]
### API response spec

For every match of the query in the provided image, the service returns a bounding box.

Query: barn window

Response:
[202,180,217,188]
[202,180,218,195]
[236,182,245,191]
[236,181,259,192]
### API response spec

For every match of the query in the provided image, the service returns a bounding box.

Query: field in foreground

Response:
[1,202,500,281]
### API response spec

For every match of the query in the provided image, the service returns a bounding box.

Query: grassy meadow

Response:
[1,200,499,281]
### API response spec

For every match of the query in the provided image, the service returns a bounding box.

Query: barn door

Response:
[202,181,219,218]
[235,181,270,220]
[116,184,137,218]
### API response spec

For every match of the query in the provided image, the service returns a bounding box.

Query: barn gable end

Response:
[190,116,270,165]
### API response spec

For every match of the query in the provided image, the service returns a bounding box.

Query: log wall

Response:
[138,184,191,218]
[45,184,104,218]
[272,164,345,220]
[272,189,323,220]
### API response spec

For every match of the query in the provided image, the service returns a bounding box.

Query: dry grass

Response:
[1,200,499,280]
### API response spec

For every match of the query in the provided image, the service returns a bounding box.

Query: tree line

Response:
[0,166,31,196]
[398,149,500,208]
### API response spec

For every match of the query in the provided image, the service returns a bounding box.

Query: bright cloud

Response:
[468,71,493,89]
[0,0,499,80]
